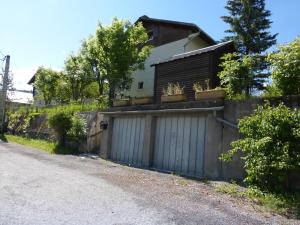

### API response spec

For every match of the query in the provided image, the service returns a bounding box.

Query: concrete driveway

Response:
[0,141,297,225]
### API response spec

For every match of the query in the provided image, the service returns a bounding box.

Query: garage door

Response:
[153,114,206,177]
[111,116,145,166]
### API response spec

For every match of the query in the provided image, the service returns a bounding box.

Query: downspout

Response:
[215,117,238,129]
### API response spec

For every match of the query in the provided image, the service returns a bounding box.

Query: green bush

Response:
[220,103,300,191]
[67,114,87,142]
[7,112,37,135]
[36,101,106,115]
[48,112,72,146]
[267,37,300,96]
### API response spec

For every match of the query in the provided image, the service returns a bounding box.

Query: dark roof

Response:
[138,15,199,30]
[151,41,234,66]
[27,75,35,84]
[137,15,216,45]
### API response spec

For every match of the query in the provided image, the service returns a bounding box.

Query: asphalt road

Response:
[0,141,297,225]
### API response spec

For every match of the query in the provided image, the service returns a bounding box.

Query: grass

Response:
[215,182,300,218]
[215,181,245,198]
[15,101,107,116]
[176,179,189,186]
[1,134,77,155]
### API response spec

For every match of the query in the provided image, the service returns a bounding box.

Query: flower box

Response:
[161,94,187,103]
[131,97,153,105]
[195,89,226,101]
[112,99,130,107]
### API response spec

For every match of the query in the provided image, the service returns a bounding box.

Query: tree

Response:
[267,37,300,95]
[90,18,151,105]
[222,0,277,55]
[64,53,96,101]
[55,73,72,104]
[35,67,61,105]
[218,53,259,98]
[221,0,277,94]
[81,36,106,97]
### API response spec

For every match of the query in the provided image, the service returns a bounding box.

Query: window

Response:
[138,82,144,89]
[147,31,154,41]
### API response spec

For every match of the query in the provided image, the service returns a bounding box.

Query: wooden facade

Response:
[137,15,215,47]
[153,41,235,103]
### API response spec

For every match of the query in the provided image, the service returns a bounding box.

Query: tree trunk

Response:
[95,67,104,96]
[108,85,115,107]
[58,133,66,147]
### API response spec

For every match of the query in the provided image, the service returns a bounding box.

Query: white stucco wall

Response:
[124,34,211,98]
[184,35,210,52]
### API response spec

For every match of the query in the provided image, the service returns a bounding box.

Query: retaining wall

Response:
[14,112,103,153]
[100,95,300,184]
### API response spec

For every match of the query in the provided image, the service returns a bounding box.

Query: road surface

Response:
[0,141,296,225]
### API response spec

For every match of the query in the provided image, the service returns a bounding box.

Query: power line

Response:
[0,51,5,58]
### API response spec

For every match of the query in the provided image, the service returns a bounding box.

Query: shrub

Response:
[267,37,300,96]
[48,112,72,146]
[7,112,37,135]
[162,83,184,96]
[193,79,210,92]
[220,103,300,191]
[67,114,87,142]
[37,101,106,115]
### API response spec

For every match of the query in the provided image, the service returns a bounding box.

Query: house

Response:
[152,41,235,102]
[123,15,217,99]
[27,75,45,107]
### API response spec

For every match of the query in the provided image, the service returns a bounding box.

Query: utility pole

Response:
[0,55,10,132]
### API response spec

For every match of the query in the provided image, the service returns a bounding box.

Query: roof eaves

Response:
[151,40,234,66]
[137,15,199,30]
[27,75,35,85]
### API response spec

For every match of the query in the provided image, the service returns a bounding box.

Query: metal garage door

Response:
[111,116,145,166]
[153,114,206,177]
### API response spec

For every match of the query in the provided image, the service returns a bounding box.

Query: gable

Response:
[137,15,216,47]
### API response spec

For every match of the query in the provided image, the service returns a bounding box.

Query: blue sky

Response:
[0,0,299,97]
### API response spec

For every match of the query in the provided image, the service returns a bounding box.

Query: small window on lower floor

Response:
[138,82,144,89]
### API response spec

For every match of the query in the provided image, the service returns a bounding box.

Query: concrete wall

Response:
[78,112,103,153]
[124,34,210,98]
[100,95,300,183]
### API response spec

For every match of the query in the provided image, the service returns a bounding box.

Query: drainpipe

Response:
[215,117,238,129]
